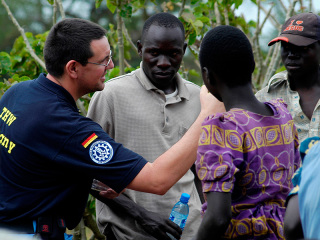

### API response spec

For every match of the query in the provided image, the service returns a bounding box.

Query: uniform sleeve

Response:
[56,121,147,193]
[195,113,240,194]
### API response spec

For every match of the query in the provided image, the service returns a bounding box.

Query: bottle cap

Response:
[180,193,190,203]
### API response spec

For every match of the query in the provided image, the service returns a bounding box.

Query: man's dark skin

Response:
[281,41,320,119]
[95,24,204,240]
[282,41,320,240]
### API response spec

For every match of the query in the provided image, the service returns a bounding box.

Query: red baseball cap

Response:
[268,12,320,46]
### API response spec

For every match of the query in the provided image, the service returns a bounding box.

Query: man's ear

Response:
[183,42,187,54]
[202,67,210,86]
[65,60,78,79]
[137,40,142,57]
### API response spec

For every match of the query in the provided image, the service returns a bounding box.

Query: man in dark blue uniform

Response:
[0,18,219,240]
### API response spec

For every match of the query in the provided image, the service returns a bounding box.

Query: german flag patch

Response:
[82,133,98,148]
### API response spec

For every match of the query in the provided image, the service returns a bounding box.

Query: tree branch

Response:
[178,0,186,17]
[53,0,57,24]
[260,4,280,28]
[224,5,229,25]
[116,0,125,75]
[122,22,138,54]
[279,0,288,13]
[83,207,106,240]
[1,0,46,70]
[56,0,66,19]
[214,2,221,26]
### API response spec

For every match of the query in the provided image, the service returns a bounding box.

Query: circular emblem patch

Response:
[89,140,113,164]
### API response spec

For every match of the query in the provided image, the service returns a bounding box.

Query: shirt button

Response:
[312,118,316,122]
[298,129,301,132]
[300,115,304,119]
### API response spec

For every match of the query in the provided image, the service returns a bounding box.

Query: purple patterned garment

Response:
[196,99,301,239]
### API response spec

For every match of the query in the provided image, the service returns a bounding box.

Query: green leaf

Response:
[0,52,12,72]
[196,16,210,24]
[11,74,20,82]
[125,66,135,73]
[181,12,196,23]
[188,31,197,45]
[95,0,103,8]
[248,20,257,28]
[106,0,117,13]
[234,0,243,9]
[193,19,203,28]
[46,0,54,5]
[120,5,133,18]
[107,67,120,80]
[124,50,131,60]
[19,76,31,81]
[189,69,200,77]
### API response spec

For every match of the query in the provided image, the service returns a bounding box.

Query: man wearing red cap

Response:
[256,12,320,240]
[256,12,320,143]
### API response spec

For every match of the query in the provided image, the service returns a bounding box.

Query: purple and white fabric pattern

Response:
[196,98,301,239]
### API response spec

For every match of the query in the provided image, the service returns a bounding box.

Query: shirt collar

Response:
[267,71,288,92]
[35,73,79,112]
[136,62,190,100]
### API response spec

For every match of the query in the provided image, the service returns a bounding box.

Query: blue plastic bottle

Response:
[167,193,190,240]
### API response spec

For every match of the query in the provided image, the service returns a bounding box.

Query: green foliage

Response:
[189,69,200,77]
[5,32,47,80]
[106,0,117,13]
[0,31,47,98]
[46,0,54,5]
[104,0,144,17]
[0,52,11,75]
[87,195,96,217]
[120,4,133,18]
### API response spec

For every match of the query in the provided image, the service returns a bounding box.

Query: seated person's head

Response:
[44,18,107,78]
[199,25,255,92]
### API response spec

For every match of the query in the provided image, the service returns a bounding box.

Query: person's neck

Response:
[221,85,255,110]
[288,68,320,91]
[154,81,176,95]
[221,84,272,116]
[46,74,78,102]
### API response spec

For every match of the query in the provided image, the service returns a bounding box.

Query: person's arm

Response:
[284,194,304,240]
[90,190,182,240]
[191,164,205,204]
[128,86,226,194]
[195,192,232,240]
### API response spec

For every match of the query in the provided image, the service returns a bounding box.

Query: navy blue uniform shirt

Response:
[0,73,147,229]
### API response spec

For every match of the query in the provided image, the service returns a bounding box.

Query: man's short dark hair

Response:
[141,13,185,43]
[199,25,255,87]
[44,18,107,77]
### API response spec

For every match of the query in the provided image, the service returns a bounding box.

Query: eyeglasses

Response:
[87,50,112,67]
